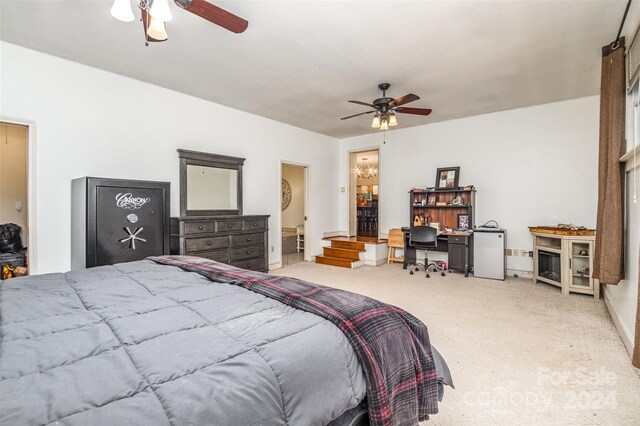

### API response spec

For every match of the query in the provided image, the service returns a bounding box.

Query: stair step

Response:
[330,240,366,251]
[323,247,362,261]
[315,256,354,268]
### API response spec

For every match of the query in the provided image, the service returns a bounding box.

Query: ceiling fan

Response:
[110,0,248,45]
[341,83,432,130]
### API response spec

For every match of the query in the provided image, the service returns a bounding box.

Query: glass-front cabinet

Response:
[567,240,594,294]
[531,229,599,299]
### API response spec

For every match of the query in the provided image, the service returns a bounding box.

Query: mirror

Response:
[178,150,244,216]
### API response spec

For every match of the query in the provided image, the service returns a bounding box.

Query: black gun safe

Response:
[71,177,170,269]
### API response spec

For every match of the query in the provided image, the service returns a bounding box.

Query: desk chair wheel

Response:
[426,273,430,278]
[415,267,419,271]
[410,270,414,275]
[441,272,445,276]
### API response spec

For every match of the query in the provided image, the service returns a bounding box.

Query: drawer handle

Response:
[253,223,258,227]
[228,224,233,228]
[246,238,252,242]
[207,241,212,246]
[246,251,251,254]
[198,226,204,230]
[247,264,252,268]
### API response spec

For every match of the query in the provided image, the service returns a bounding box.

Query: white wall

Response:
[281,164,305,229]
[338,96,600,272]
[0,42,340,273]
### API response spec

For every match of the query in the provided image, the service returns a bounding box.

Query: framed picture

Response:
[427,196,436,206]
[435,167,460,189]
[429,222,440,233]
[458,214,469,230]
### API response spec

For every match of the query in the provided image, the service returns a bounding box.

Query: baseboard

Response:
[269,261,283,270]
[363,258,387,267]
[322,230,349,238]
[603,287,634,357]
[507,269,533,279]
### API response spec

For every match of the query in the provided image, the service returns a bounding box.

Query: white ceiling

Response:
[0,1,632,138]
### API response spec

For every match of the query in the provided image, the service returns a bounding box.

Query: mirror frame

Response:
[178,149,245,216]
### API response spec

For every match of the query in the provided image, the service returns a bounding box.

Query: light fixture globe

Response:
[110,0,135,22]
[389,112,398,127]
[380,119,389,131]
[149,0,173,21]
[371,114,381,128]
[147,15,168,40]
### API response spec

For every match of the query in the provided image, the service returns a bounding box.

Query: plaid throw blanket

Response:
[149,256,439,425]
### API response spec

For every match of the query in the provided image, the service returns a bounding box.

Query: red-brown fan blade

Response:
[396,107,432,116]
[341,111,376,120]
[348,100,376,108]
[174,0,248,33]
[389,94,419,107]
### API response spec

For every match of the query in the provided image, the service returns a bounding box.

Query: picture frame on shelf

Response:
[427,196,436,206]
[429,222,440,233]
[435,166,460,189]
[458,214,469,231]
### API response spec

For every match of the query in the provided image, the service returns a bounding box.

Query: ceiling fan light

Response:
[149,0,173,22]
[371,114,381,128]
[380,119,389,131]
[389,113,398,127]
[111,0,135,22]
[147,15,168,41]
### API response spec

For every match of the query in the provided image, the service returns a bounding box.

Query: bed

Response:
[0,257,451,425]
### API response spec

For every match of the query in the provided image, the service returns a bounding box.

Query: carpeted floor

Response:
[271,262,640,425]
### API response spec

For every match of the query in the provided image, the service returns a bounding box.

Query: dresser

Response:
[170,215,270,272]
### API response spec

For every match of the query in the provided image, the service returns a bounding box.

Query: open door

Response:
[281,162,308,267]
[0,123,29,279]
[349,149,379,239]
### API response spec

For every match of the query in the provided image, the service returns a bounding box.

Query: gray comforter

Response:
[0,260,368,425]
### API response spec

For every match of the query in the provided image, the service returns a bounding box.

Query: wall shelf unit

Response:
[409,188,476,231]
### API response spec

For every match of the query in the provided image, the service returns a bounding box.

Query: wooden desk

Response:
[401,228,473,277]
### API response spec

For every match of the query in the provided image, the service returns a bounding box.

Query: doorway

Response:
[281,163,307,266]
[349,149,379,239]
[0,123,30,279]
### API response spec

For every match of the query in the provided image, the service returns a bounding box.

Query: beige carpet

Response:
[271,262,640,425]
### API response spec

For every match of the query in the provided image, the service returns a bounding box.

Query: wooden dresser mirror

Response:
[178,149,245,216]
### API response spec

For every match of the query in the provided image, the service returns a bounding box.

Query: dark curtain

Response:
[634,249,640,368]
[594,39,626,285]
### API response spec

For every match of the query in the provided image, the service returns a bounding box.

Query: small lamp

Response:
[111,0,135,22]
[371,114,381,128]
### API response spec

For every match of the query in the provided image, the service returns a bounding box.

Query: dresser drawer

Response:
[230,232,264,247]
[242,219,267,231]
[232,257,265,271]
[185,235,229,252]
[197,249,230,263]
[216,220,243,232]
[448,235,468,245]
[230,244,264,261]
[184,221,215,234]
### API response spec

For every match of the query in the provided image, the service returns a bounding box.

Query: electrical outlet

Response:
[340,187,346,193]
[521,249,528,257]
[529,251,534,257]
[505,249,512,256]
[512,249,519,256]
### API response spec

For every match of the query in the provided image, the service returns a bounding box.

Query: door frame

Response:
[347,147,380,238]
[0,117,38,274]
[280,161,311,264]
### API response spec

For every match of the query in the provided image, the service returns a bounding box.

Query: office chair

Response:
[407,226,446,278]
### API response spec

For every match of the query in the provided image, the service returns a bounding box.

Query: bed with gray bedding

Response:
[0,260,450,425]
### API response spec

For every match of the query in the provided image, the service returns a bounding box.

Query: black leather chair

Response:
[407,226,446,278]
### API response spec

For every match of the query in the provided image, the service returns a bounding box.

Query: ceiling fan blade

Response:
[341,111,376,120]
[396,107,432,116]
[348,100,376,108]
[174,0,248,33]
[389,93,420,107]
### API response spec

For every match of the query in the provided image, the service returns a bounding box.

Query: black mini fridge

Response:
[71,177,170,269]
